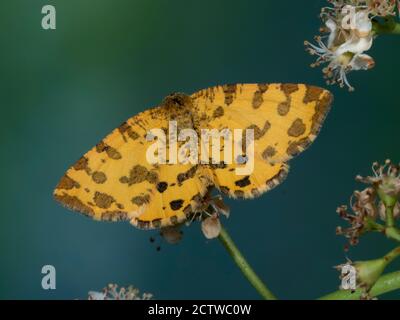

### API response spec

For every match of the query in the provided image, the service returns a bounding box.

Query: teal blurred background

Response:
[0,0,399,299]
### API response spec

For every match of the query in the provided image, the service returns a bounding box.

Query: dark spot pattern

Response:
[92,171,107,184]
[96,142,122,160]
[118,121,140,141]
[287,138,312,157]
[311,92,333,134]
[57,175,80,190]
[287,118,306,137]
[101,211,128,221]
[73,157,90,173]
[131,194,150,206]
[213,106,224,118]
[235,176,251,188]
[252,84,269,109]
[177,165,198,185]
[120,165,159,185]
[170,199,184,211]
[262,146,277,160]
[222,84,237,106]
[281,83,299,96]
[276,84,299,117]
[93,191,115,209]
[303,85,323,104]
[277,100,291,116]
[246,120,271,140]
[54,193,94,216]
[156,182,168,193]
[209,162,228,170]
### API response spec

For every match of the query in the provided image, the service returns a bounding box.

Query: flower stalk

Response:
[319,270,400,300]
[218,225,277,300]
[373,19,400,34]
[306,0,400,90]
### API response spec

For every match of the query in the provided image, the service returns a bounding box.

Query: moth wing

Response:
[54,106,212,229]
[191,83,332,198]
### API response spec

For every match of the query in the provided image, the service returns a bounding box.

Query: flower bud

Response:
[201,214,221,239]
[352,258,387,291]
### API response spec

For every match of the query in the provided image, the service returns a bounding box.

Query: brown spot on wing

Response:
[120,165,159,185]
[92,171,107,184]
[246,120,271,140]
[303,85,323,104]
[118,121,140,141]
[146,171,159,184]
[177,165,198,185]
[262,146,277,160]
[96,142,122,160]
[311,91,333,135]
[156,181,168,193]
[170,199,184,211]
[131,194,150,206]
[93,191,115,209]
[266,167,289,188]
[222,84,237,106]
[281,83,299,96]
[56,175,80,190]
[287,118,306,137]
[235,176,251,188]
[213,106,224,118]
[121,165,147,184]
[287,137,312,157]
[73,157,90,172]
[54,193,94,217]
[101,211,128,221]
[277,84,299,116]
[277,99,291,116]
[252,84,269,109]
[209,162,228,170]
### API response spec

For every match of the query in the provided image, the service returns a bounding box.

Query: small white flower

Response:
[88,284,153,300]
[354,10,372,37]
[350,53,375,70]
[306,4,377,91]
[88,291,107,300]
[201,214,221,239]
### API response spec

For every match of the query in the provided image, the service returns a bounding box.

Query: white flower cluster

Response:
[88,284,153,300]
[305,0,399,91]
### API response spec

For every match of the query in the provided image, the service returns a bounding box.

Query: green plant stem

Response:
[372,19,400,35]
[319,246,400,300]
[365,217,385,233]
[376,189,400,241]
[218,225,277,300]
[386,227,400,242]
[384,246,400,264]
[319,270,400,300]
[386,206,396,228]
